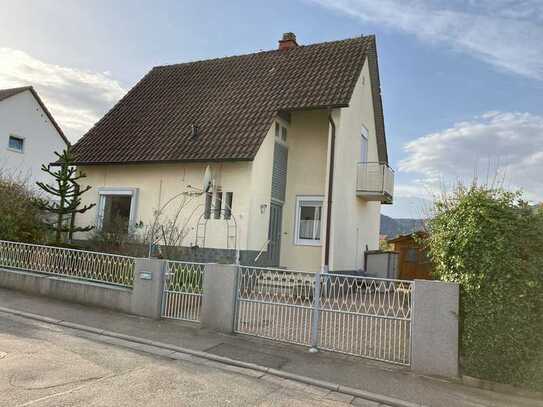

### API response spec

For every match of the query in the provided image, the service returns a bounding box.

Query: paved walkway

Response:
[0,312,360,406]
[0,287,541,407]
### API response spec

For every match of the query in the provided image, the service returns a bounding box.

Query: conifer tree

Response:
[36,149,95,244]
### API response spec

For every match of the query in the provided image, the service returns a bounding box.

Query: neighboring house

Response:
[72,33,394,272]
[0,86,69,187]
[387,232,433,280]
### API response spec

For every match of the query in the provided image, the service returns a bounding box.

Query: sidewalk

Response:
[0,287,541,407]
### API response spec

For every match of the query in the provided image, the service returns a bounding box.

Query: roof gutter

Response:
[324,114,336,269]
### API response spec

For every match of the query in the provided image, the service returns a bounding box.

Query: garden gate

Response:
[161,260,205,322]
[235,266,413,365]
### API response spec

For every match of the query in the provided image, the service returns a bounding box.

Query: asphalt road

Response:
[0,313,372,407]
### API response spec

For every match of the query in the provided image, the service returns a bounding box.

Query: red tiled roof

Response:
[72,35,387,165]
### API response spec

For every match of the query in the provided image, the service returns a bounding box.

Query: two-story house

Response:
[71,33,394,272]
[0,86,69,186]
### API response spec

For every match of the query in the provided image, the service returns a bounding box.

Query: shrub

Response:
[87,216,146,257]
[426,184,543,391]
[0,175,47,243]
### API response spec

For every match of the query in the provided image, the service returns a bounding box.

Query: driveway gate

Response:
[235,266,412,365]
[161,260,205,322]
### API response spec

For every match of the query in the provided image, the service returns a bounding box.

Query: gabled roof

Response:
[387,231,428,244]
[72,35,387,165]
[0,86,70,146]
[0,87,30,102]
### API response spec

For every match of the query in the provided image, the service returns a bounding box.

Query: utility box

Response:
[365,250,399,279]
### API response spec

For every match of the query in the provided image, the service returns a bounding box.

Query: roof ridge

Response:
[0,85,69,146]
[0,85,33,92]
[72,34,383,165]
[153,35,373,70]
[0,86,34,102]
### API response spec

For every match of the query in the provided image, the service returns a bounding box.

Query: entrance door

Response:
[268,203,283,266]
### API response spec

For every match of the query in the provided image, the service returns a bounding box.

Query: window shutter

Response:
[271,143,288,202]
[204,192,212,219]
[214,192,223,219]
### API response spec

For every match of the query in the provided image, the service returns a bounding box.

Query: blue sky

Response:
[1,0,542,218]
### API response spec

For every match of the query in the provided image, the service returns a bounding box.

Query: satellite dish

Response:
[202,166,212,193]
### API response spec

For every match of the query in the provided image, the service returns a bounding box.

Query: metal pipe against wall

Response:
[324,115,336,267]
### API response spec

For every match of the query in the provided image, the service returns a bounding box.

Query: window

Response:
[214,192,222,219]
[224,192,233,220]
[295,196,323,246]
[97,189,137,232]
[8,135,24,152]
[360,126,369,162]
[274,122,288,144]
[281,126,288,142]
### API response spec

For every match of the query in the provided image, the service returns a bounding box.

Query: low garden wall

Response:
[0,258,165,319]
[0,267,132,313]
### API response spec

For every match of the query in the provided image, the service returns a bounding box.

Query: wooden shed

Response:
[387,232,433,280]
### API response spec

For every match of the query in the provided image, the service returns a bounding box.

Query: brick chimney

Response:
[278,32,298,50]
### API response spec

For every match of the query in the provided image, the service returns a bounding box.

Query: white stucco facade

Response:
[0,89,68,188]
[75,59,385,272]
[326,61,382,272]
[278,110,328,271]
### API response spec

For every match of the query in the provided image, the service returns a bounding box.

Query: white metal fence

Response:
[0,240,135,287]
[235,266,412,365]
[318,273,412,364]
[236,266,315,346]
[0,240,412,365]
[161,260,205,322]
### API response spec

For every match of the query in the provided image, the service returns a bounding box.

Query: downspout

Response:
[324,114,336,269]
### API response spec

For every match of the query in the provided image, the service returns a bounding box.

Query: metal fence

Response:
[235,266,412,365]
[0,240,413,365]
[236,266,315,346]
[318,273,412,365]
[0,240,135,287]
[161,260,205,322]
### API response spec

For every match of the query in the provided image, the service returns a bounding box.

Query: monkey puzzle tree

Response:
[36,149,95,244]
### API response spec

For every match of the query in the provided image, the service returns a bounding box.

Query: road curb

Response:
[0,306,420,407]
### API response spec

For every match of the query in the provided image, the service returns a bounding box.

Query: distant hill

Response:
[380,215,425,238]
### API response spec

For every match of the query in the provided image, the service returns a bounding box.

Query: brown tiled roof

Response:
[0,86,70,146]
[72,35,387,165]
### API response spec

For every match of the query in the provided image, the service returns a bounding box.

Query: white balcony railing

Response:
[356,162,394,203]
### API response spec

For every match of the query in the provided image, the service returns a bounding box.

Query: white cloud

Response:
[0,48,126,142]
[311,0,543,80]
[399,112,543,202]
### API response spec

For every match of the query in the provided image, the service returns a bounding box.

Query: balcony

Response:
[356,162,394,204]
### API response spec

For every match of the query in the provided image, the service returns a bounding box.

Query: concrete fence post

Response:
[130,258,167,319]
[411,279,460,378]
[201,263,238,333]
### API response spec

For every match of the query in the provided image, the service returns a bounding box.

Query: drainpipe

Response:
[324,114,336,269]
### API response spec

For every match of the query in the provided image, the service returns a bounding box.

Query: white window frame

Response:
[294,195,323,246]
[360,126,369,163]
[7,134,25,153]
[96,187,139,231]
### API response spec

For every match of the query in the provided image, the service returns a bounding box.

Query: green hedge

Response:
[0,177,47,243]
[426,185,543,391]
